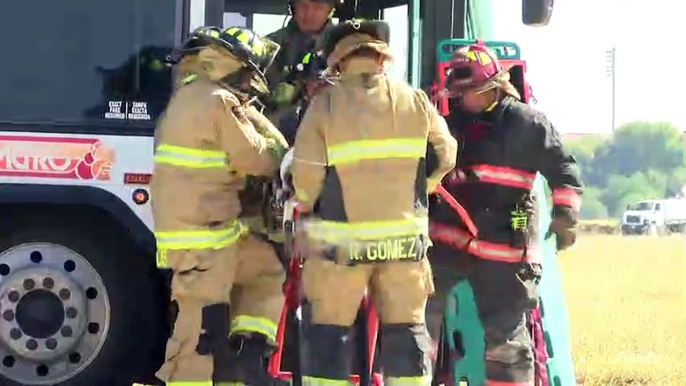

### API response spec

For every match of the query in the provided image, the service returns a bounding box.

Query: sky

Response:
[491,0,684,134]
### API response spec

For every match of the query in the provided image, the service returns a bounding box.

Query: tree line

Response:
[564,121,686,219]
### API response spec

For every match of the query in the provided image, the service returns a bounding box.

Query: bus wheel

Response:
[0,210,163,385]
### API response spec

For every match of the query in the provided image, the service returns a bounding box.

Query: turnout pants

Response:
[156,233,286,385]
[426,243,541,386]
[302,253,435,386]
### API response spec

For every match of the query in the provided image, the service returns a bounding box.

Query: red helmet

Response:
[444,41,506,96]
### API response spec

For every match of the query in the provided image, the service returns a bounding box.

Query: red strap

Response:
[434,185,479,238]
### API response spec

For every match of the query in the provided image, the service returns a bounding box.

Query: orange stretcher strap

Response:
[434,184,478,238]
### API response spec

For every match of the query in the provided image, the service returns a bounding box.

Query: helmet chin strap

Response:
[482,88,501,112]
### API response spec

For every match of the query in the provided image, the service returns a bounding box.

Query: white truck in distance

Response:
[620,198,686,235]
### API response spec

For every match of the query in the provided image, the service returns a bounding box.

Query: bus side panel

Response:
[0,133,156,254]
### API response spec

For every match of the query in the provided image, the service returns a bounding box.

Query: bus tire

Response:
[0,207,166,386]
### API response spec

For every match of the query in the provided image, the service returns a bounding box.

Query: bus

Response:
[0,0,553,384]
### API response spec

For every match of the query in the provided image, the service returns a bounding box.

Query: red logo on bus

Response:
[0,135,116,181]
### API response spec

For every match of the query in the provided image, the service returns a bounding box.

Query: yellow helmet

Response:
[167,26,281,95]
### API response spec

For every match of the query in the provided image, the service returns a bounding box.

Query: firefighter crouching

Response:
[151,26,289,385]
[290,19,458,385]
[426,43,583,386]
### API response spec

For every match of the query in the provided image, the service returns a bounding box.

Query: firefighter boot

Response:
[214,334,278,385]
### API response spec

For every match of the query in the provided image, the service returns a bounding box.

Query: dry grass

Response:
[578,218,619,227]
[559,234,686,385]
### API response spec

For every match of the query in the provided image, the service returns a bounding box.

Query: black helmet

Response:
[165,26,223,66]
[322,19,391,59]
[215,26,281,84]
[166,26,281,94]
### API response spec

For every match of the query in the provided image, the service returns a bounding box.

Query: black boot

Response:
[213,334,278,385]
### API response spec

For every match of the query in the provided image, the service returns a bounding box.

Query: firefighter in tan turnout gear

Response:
[151,26,288,385]
[290,19,458,385]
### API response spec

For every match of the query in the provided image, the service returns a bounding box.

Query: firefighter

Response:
[426,42,583,386]
[151,26,289,385]
[277,49,335,144]
[264,0,340,116]
[290,19,458,385]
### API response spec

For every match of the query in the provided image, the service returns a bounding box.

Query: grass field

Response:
[559,234,685,385]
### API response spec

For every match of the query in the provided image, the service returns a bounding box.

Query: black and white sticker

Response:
[104,101,126,119]
[128,101,152,121]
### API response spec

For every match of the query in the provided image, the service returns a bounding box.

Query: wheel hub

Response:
[16,288,66,339]
[0,243,110,385]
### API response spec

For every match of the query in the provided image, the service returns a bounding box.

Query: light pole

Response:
[605,46,616,131]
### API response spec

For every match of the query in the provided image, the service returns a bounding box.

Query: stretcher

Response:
[431,38,576,386]
[268,201,384,386]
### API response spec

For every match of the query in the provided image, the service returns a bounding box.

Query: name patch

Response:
[347,236,423,264]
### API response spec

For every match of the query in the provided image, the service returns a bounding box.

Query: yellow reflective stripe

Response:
[302,376,352,385]
[295,190,309,202]
[226,28,264,57]
[327,138,426,166]
[303,52,312,64]
[154,144,228,169]
[231,315,278,342]
[306,217,428,243]
[156,249,168,268]
[155,221,246,250]
[197,27,220,39]
[385,376,432,386]
[181,73,198,85]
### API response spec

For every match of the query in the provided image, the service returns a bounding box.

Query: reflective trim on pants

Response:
[155,221,247,268]
[385,376,432,385]
[302,376,352,385]
[231,315,278,342]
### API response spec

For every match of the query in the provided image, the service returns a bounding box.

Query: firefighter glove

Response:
[545,217,577,251]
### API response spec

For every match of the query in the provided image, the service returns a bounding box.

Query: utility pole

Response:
[605,46,616,131]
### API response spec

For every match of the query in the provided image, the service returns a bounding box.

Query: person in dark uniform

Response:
[426,42,584,386]
[264,0,340,116]
[276,49,334,145]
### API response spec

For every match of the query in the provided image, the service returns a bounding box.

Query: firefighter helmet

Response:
[322,19,392,67]
[444,42,510,96]
[167,26,281,95]
[165,26,223,66]
[214,27,281,86]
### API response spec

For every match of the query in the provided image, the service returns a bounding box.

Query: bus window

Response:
[252,14,290,36]
[223,12,248,28]
[250,14,339,42]
[0,0,176,130]
[383,5,409,82]
[189,0,206,32]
